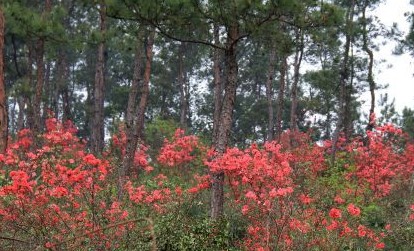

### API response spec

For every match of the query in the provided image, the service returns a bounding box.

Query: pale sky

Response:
[369,0,414,113]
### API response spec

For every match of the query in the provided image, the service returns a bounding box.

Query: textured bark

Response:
[211,24,239,220]
[275,56,288,141]
[331,0,355,162]
[91,2,106,155]
[362,0,375,131]
[119,28,155,196]
[121,27,144,185]
[290,29,304,134]
[0,7,7,152]
[265,46,276,142]
[135,28,155,142]
[178,42,189,129]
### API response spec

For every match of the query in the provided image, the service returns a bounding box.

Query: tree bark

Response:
[32,0,51,137]
[362,0,375,131]
[0,7,7,152]
[91,2,106,155]
[265,46,276,142]
[211,23,239,220]
[119,28,155,197]
[331,0,355,162]
[289,29,304,134]
[212,24,222,144]
[275,55,288,141]
[121,27,144,186]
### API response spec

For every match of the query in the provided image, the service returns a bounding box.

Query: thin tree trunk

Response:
[42,62,51,120]
[135,28,155,143]
[17,97,25,131]
[33,37,45,135]
[0,7,7,152]
[212,24,222,143]
[275,55,288,141]
[91,2,106,155]
[265,46,276,142]
[362,0,375,131]
[179,42,189,129]
[25,42,34,131]
[290,29,304,135]
[211,23,239,220]
[32,0,51,137]
[331,0,355,162]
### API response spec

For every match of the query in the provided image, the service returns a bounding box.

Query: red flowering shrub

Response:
[1,119,413,250]
[0,119,168,250]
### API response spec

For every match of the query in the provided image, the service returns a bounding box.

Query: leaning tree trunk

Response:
[275,55,288,141]
[265,46,276,142]
[211,23,239,220]
[91,2,106,155]
[0,6,7,152]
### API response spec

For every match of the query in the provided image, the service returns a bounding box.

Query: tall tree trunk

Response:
[135,28,155,144]
[119,28,155,197]
[25,42,34,131]
[211,23,239,220]
[290,29,304,135]
[212,24,222,144]
[331,0,355,162]
[91,2,106,155]
[0,7,7,152]
[362,0,375,131]
[32,0,51,137]
[275,55,288,141]
[179,42,189,129]
[121,27,144,191]
[265,46,276,142]
[33,38,45,136]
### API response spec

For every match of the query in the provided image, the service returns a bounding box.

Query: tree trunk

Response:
[119,28,155,197]
[135,28,155,144]
[33,37,45,136]
[275,55,288,141]
[212,24,222,144]
[290,29,304,135]
[179,42,189,129]
[362,0,375,131]
[26,44,34,130]
[0,7,7,152]
[331,0,355,162]
[91,2,106,155]
[211,23,239,220]
[265,46,276,142]
[32,0,51,137]
[121,27,144,189]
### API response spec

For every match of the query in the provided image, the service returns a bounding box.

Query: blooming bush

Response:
[0,121,414,250]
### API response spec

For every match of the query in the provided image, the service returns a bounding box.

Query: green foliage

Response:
[145,118,179,156]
